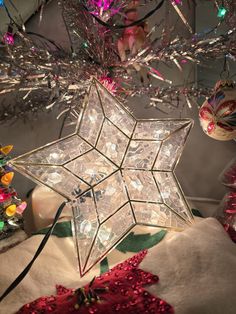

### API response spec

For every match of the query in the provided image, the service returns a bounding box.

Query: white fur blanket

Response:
[0,218,235,314]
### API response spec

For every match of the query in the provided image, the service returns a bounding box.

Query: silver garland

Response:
[0,0,235,122]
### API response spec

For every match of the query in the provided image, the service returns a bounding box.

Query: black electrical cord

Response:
[82,0,165,30]
[58,108,71,139]
[26,31,63,51]
[0,201,68,303]
[3,2,62,51]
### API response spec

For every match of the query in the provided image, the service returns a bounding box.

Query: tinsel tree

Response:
[0,0,235,122]
[0,145,27,249]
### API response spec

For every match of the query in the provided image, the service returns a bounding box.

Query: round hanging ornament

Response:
[199,80,236,141]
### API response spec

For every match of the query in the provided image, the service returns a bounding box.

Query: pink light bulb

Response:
[88,0,113,11]
[173,0,182,4]
[16,201,27,215]
[3,32,14,45]
[0,193,11,202]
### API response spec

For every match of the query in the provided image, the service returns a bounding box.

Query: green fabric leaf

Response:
[116,230,167,253]
[100,257,109,274]
[191,208,203,217]
[33,221,72,238]
[34,223,167,253]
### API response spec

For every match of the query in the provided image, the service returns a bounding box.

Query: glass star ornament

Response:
[10,78,194,276]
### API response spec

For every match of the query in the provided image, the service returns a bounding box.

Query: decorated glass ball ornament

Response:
[199,80,236,141]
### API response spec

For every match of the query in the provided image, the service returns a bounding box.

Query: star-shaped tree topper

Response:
[10,79,194,276]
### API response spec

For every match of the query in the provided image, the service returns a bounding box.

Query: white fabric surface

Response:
[0,218,235,314]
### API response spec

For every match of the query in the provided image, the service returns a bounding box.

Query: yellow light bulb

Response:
[5,204,17,217]
[0,145,13,155]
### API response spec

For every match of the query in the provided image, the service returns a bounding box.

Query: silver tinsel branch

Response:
[0,0,235,122]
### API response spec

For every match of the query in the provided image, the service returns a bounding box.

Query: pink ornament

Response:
[199,80,236,141]
[16,201,27,215]
[3,32,14,45]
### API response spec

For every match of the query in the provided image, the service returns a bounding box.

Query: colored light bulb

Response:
[3,32,14,45]
[0,145,13,155]
[217,6,227,18]
[173,0,182,4]
[5,204,17,217]
[16,201,27,215]
[83,42,89,48]
[0,221,4,231]
[1,172,14,185]
[0,192,11,202]
[89,0,113,10]
[0,158,7,166]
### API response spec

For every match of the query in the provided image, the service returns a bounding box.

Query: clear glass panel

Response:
[65,149,117,186]
[14,164,89,199]
[94,171,128,223]
[85,203,135,274]
[78,84,104,146]
[96,82,136,137]
[72,190,99,271]
[122,140,161,169]
[133,120,190,140]
[132,202,187,229]
[154,123,192,171]
[122,170,161,202]
[96,119,129,166]
[15,135,91,165]
[153,172,192,221]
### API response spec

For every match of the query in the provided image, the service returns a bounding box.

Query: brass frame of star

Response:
[10,78,194,276]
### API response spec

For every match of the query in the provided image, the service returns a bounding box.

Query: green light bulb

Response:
[0,221,5,231]
[217,6,227,18]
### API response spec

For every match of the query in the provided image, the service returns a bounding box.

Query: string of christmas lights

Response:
[0,145,26,243]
